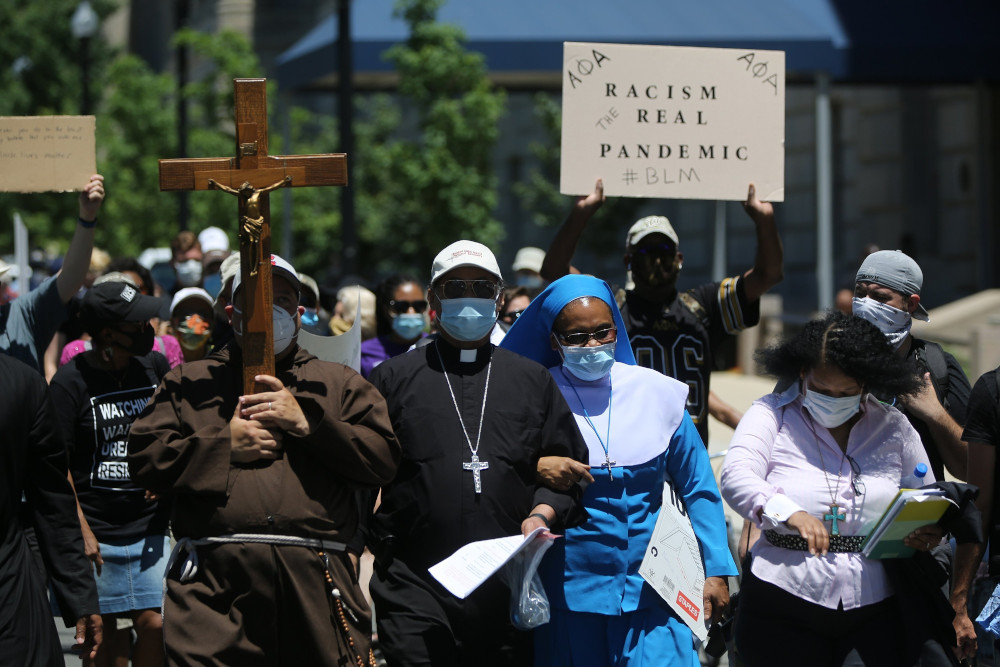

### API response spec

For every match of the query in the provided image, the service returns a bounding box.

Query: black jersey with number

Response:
[619,275,759,444]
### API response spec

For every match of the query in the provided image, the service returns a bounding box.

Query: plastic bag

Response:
[976,580,1000,638]
[503,533,555,630]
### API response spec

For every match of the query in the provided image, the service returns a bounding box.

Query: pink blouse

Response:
[720,384,933,610]
[60,335,184,369]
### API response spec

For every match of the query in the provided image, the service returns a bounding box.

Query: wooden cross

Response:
[158,78,347,392]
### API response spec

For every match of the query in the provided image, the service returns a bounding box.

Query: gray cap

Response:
[855,250,929,321]
[626,216,679,249]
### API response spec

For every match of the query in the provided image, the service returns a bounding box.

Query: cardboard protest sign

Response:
[0,116,96,192]
[561,43,784,202]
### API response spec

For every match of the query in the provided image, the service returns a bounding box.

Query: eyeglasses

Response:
[434,279,501,300]
[845,454,865,496]
[389,299,428,314]
[556,327,617,347]
[501,309,525,323]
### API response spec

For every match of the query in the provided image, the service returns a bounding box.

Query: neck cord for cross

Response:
[561,367,615,480]
[435,341,492,494]
[804,409,849,535]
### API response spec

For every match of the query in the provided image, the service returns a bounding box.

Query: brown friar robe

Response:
[128,344,400,667]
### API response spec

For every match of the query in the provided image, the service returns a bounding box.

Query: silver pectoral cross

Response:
[603,453,617,481]
[463,454,490,494]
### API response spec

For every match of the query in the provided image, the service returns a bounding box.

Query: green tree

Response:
[352,0,507,276]
[2,0,506,287]
[0,0,117,258]
[0,15,272,261]
[512,93,645,260]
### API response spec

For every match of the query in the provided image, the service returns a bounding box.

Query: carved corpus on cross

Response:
[159,78,347,392]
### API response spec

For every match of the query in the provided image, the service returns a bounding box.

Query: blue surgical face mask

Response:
[803,387,862,428]
[438,297,498,342]
[392,313,425,341]
[203,272,223,298]
[559,341,616,382]
[515,274,544,289]
[852,297,911,349]
[301,308,319,328]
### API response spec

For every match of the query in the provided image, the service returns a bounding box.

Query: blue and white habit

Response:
[500,274,737,667]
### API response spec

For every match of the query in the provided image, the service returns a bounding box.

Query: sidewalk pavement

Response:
[705,371,776,537]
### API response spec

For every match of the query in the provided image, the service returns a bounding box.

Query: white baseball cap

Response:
[511,246,545,274]
[198,226,230,254]
[232,253,301,296]
[430,240,503,284]
[170,287,214,317]
[626,216,679,249]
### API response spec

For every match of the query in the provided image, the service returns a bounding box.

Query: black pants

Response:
[371,556,531,667]
[735,568,903,667]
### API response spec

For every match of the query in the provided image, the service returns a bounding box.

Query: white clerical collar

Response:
[460,348,478,363]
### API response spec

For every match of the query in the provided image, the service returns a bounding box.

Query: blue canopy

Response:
[276,0,850,90]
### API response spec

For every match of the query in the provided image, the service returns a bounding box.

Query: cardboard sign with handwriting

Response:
[0,116,96,192]
[561,43,784,202]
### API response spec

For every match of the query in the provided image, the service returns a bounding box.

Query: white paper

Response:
[429,527,549,599]
[639,480,709,642]
[560,42,785,201]
[297,288,362,371]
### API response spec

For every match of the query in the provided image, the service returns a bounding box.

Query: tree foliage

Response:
[512,93,646,258]
[2,0,506,286]
[352,0,506,276]
[0,0,117,257]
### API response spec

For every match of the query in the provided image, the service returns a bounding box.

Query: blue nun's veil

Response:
[500,274,635,369]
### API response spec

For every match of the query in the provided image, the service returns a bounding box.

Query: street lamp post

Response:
[71,1,100,115]
[338,0,356,276]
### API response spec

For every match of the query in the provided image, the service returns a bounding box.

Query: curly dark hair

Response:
[756,310,923,397]
[375,274,423,336]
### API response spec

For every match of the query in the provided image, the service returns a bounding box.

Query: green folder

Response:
[860,489,956,559]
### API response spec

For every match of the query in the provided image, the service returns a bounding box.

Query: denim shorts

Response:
[95,534,170,614]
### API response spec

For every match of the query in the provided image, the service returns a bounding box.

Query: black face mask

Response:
[121,327,155,357]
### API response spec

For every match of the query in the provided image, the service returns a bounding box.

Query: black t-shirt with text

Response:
[49,352,171,542]
[620,275,759,444]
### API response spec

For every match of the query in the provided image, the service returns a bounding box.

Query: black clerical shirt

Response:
[368,340,589,571]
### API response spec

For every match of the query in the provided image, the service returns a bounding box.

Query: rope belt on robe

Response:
[162,533,349,615]
[166,533,349,583]
[160,533,373,666]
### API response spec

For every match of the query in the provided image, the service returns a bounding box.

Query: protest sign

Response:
[0,116,96,192]
[561,42,784,201]
[640,479,709,642]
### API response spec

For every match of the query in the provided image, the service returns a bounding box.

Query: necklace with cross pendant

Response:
[563,369,616,480]
[436,342,492,495]
[824,504,847,536]
[463,455,490,494]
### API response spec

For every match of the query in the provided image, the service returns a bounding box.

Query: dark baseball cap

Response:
[81,281,163,326]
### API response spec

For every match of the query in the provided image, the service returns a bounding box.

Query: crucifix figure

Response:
[463,455,490,495]
[824,504,846,536]
[207,177,291,278]
[602,454,618,481]
[158,78,347,392]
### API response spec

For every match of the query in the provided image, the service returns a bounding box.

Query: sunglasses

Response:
[633,244,676,258]
[389,299,429,314]
[501,309,525,323]
[556,326,617,347]
[845,454,865,496]
[434,279,501,300]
